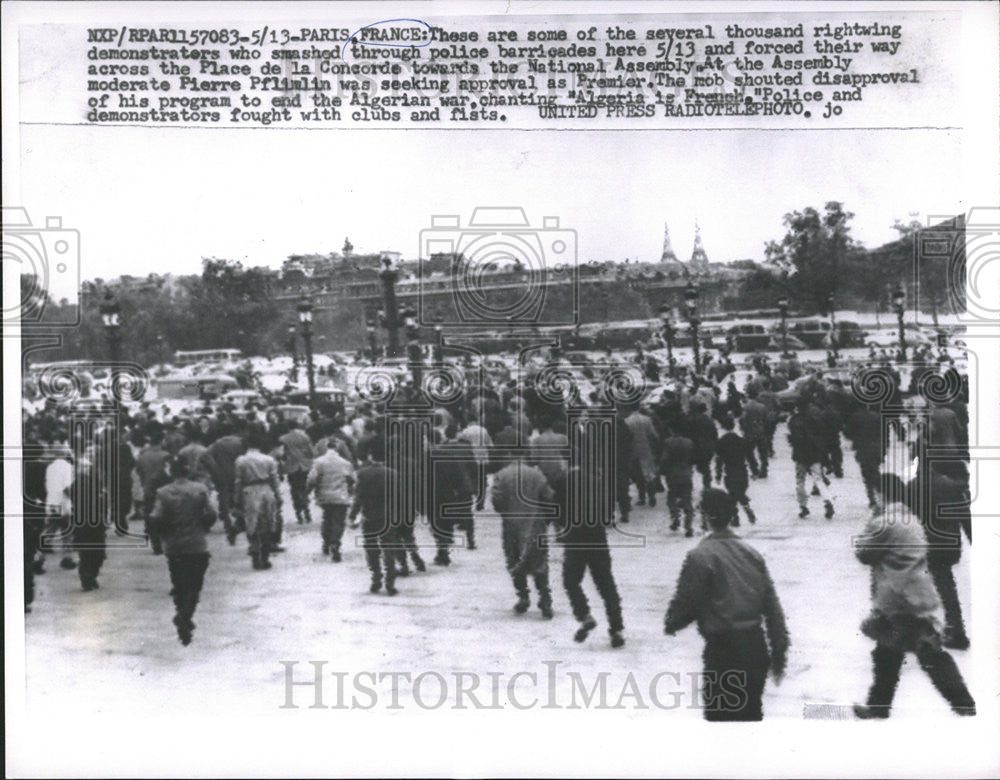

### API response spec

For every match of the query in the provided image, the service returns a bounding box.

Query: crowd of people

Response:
[20,342,975,719]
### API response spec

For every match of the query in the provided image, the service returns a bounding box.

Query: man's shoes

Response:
[574,616,598,643]
[433,552,451,567]
[413,556,426,573]
[397,565,411,577]
[648,494,656,508]
[746,508,757,524]
[81,578,99,592]
[270,544,286,554]
[942,628,970,650]
[33,559,46,575]
[669,522,679,532]
[331,550,342,563]
[824,500,835,520]
[610,632,626,649]
[385,583,398,596]
[513,596,530,614]
[685,528,694,537]
[853,703,890,720]
[539,603,554,620]
[370,581,382,594]
[322,543,330,555]
[811,485,821,497]
[60,556,78,570]
[799,506,810,519]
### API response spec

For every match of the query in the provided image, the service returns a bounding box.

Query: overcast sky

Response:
[18,125,962,302]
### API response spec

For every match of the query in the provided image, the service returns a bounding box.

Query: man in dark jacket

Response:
[350,437,400,595]
[843,403,886,512]
[71,454,109,592]
[429,427,476,566]
[206,423,244,544]
[714,415,756,525]
[788,399,834,519]
[136,424,172,554]
[661,422,696,535]
[688,400,718,492]
[551,449,625,648]
[740,387,769,478]
[665,488,789,721]
[149,457,217,645]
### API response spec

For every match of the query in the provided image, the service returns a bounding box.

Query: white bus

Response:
[172,349,243,366]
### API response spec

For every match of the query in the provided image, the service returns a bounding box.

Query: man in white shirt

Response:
[44,443,76,570]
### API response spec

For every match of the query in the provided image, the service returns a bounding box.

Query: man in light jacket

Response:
[852,473,975,718]
[307,445,355,562]
[491,456,554,618]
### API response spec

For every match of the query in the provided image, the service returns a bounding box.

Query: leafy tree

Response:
[764,202,862,314]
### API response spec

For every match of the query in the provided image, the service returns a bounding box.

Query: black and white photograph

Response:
[4,1,1000,777]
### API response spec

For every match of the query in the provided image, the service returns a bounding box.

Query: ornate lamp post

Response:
[100,290,122,364]
[288,324,299,382]
[893,285,907,362]
[401,305,423,387]
[777,293,790,358]
[365,313,378,361]
[684,281,701,374]
[827,292,839,364]
[433,313,443,364]
[297,295,316,408]
[379,257,401,358]
[99,290,122,405]
[659,302,676,377]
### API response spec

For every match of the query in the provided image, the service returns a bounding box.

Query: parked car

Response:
[766,333,808,352]
[784,319,832,349]
[865,327,934,349]
[725,323,772,352]
[218,389,264,410]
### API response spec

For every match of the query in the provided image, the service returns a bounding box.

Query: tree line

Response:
[20,203,965,366]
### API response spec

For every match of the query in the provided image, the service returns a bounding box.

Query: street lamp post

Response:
[827,292,839,364]
[288,324,299,382]
[433,313,443,365]
[777,293,790,358]
[684,281,701,374]
[379,257,401,358]
[100,290,122,364]
[365,314,377,361]
[99,290,122,405]
[401,305,423,387]
[659,302,676,377]
[297,296,316,408]
[893,285,907,362]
